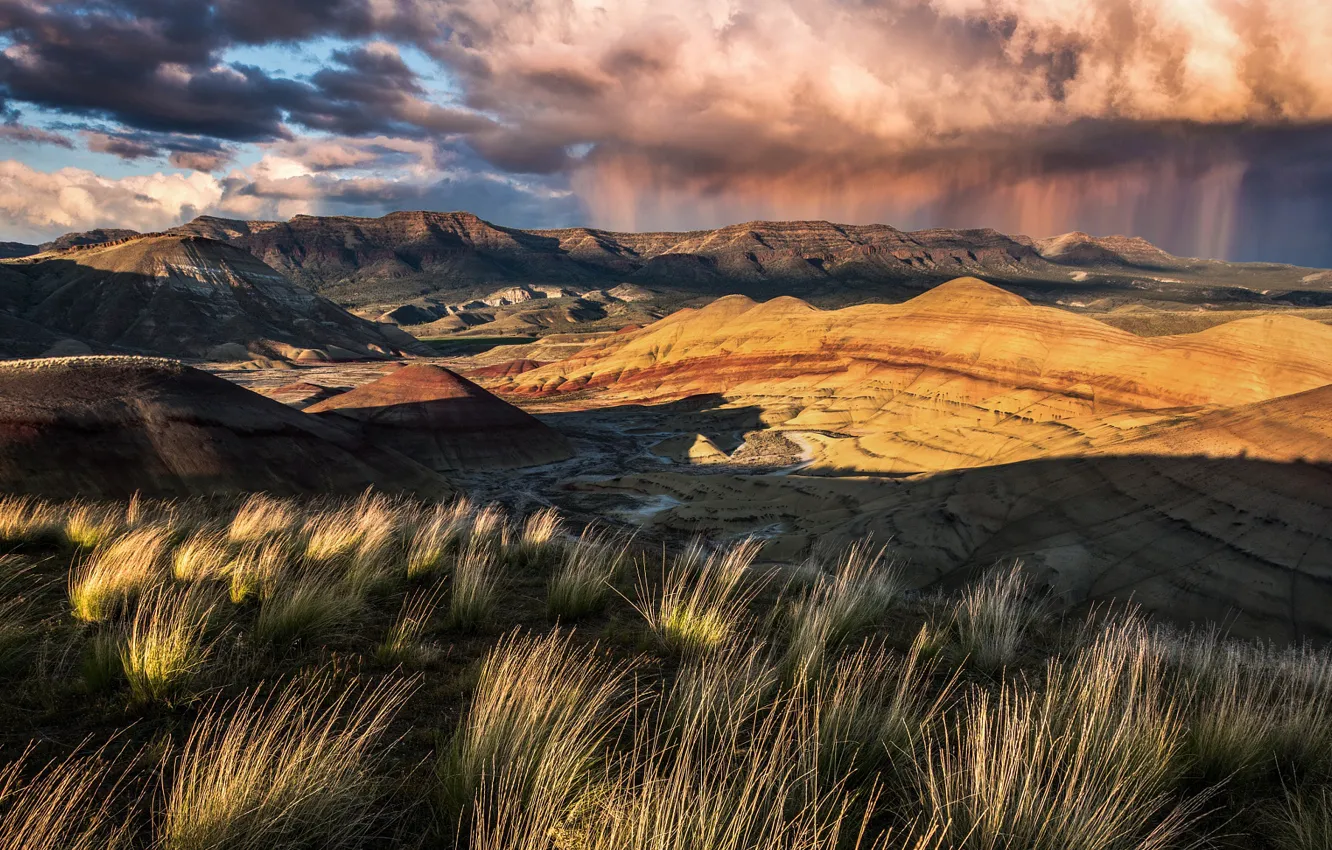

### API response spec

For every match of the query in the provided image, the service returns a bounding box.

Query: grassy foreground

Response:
[0,492,1328,849]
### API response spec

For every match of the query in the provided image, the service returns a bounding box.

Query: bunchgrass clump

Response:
[1272,787,1332,850]
[0,749,131,850]
[172,527,234,582]
[547,527,632,620]
[120,585,217,706]
[69,527,172,622]
[63,504,122,551]
[0,496,61,546]
[228,494,299,544]
[436,630,632,828]
[254,570,357,646]
[160,675,412,850]
[375,587,442,667]
[637,538,764,655]
[914,620,1192,850]
[444,539,501,631]
[953,561,1044,673]
[782,539,903,682]
[513,506,564,568]
[406,499,474,580]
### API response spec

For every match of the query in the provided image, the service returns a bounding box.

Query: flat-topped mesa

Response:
[502,276,1332,416]
[0,234,427,360]
[306,364,574,472]
[0,357,451,499]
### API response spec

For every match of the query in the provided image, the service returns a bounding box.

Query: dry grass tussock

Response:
[1,493,1330,849]
[636,537,765,655]
[0,749,132,850]
[69,526,172,622]
[161,674,413,850]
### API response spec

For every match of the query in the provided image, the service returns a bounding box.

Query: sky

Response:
[0,0,1330,266]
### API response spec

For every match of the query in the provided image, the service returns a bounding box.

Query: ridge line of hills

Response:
[5,210,1329,317]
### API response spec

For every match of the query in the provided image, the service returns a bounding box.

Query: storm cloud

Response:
[1,0,1331,263]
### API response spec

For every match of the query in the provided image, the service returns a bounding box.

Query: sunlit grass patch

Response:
[227,494,300,544]
[69,526,172,622]
[0,495,61,546]
[63,504,123,551]
[172,526,234,582]
[637,538,764,655]
[406,499,474,580]
[160,674,412,850]
[513,506,564,568]
[120,585,218,706]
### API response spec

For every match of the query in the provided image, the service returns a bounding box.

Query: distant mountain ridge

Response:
[18,212,1332,314]
[0,233,429,360]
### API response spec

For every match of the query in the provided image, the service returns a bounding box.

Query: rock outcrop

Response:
[0,357,451,499]
[306,363,574,472]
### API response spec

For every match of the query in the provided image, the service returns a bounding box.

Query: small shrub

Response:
[160,674,412,850]
[547,527,632,620]
[953,561,1044,673]
[636,538,764,655]
[69,527,172,622]
[120,585,217,706]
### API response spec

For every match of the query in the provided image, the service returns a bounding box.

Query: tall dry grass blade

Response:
[375,587,443,666]
[0,496,60,546]
[547,526,633,620]
[406,499,474,580]
[172,526,234,582]
[0,748,132,850]
[227,494,299,544]
[444,538,501,631]
[953,561,1044,673]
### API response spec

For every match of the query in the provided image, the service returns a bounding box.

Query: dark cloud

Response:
[81,128,234,170]
[0,121,72,147]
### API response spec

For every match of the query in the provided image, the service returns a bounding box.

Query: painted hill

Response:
[0,357,452,499]
[306,363,574,472]
[163,211,1332,312]
[0,234,430,360]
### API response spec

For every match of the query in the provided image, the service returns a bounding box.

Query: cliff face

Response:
[163,212,1332,310]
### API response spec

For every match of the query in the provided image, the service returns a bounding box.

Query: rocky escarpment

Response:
[166,211,1332,310]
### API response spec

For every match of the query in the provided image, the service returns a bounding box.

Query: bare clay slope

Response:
[307,363,574,472]
[503,277,1332,473]
[0,357,451,499]
[0,235,430,360]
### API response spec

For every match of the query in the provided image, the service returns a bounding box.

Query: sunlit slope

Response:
[503,278,1332,473]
